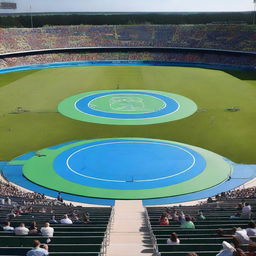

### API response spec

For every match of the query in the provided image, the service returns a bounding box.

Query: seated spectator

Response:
[221,192,227,200]
[186,253,198,256]
[167,232,180,245]
[235,248,247,256]
[49,215,58,224]
[230,213,241,219]
[60,214,72,224]
[216,241,236,256]
[83,214,90,224]
[247,242,256,256]
[215,194,221,201]
[242,203,252,218]
[7,209,16,220]
[26,240,48,256]
[40,222,54,238]
[237,203,244,211]
[178,211,186,224]
[171,210,179,221]
[57,192,63,202]
[14,207,23,216]
[40,207,46,213]
[29,221,39,235]
[5,196,11,205]
[235,228,251,245]
[159,213,169,225]
[218,227,250,247]
[73,216,84,224]
[180,216,195,229]
[191,216,196,222]
[69,210,78,219]
[14,223,29,235]
[2,221,14,231]
[207,197,213,203]
[197,211,206,220]
[246,222,256,236]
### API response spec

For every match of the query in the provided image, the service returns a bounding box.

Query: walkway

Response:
[106,200,154,256]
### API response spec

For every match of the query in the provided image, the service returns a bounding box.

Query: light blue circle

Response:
[54,139,206,190]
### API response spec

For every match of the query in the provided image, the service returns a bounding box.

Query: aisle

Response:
[106,200,154,256]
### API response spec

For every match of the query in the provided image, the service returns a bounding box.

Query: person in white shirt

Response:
[14,223,29,235]
[60,214,72,224]
[2,221,14,231]
[216,241,236,256]
[40,222,54,237]
[234,228,250,244]
[242,203,252,217]
[246,221,256,236]
[167,232,180,245]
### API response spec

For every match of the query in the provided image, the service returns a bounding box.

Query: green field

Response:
[0,65,256,163]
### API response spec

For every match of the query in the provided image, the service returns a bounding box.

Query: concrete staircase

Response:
[106,200,154,256]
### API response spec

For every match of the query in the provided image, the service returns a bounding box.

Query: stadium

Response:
[0,0,256,255]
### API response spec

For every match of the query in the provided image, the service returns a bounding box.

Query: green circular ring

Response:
[58,90,198,125]
[22,138,232,200]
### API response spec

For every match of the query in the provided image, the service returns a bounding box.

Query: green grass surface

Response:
[1,66,256,163]
[0,69,39,88]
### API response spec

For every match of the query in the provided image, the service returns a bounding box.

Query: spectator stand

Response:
[146,198,256,256]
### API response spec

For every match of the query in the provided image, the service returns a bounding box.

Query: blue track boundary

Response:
[0,60,255,74]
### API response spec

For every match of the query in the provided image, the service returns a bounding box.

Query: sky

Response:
[0,0,254,13]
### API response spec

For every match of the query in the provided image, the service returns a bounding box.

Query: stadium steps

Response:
[106,200,154,256]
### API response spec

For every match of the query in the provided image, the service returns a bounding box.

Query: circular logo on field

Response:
[88,93,166,114]
[109,96,145,112]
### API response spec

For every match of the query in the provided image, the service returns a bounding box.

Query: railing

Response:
[102,205,115,255]
[144,206,158,256]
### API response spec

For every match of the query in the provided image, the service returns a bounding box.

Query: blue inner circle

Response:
[75,91,179,119]
[54,139,206,190]
[68,142,193,181]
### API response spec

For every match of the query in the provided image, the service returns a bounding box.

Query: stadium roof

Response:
[0,0,254,13]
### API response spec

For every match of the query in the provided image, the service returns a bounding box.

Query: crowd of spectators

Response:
[159,207,201,228]
[0,25,255,69]
[156,189,256,256]
[225,187,256,199]
[1,212,90,234]
[0,180,45,200]
[1,50,255,69]
[158,204,256,255]
[207,187,256,203]
[0,25,256,54]
[0,180,68,208]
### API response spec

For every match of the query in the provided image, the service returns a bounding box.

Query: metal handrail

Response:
[102,205,115,255]
[144,206,158,256]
